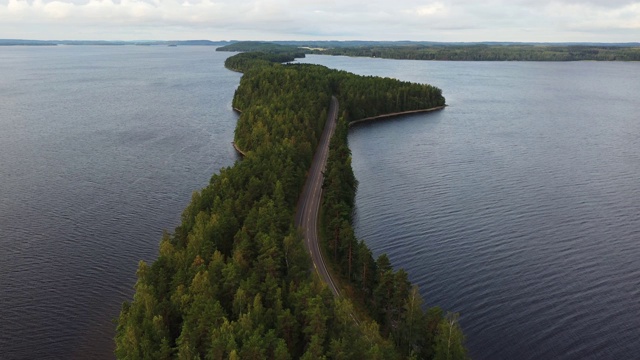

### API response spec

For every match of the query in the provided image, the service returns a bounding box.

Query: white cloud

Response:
[545,1,640,31]
[1,0,639,41]
[414,2,447,16]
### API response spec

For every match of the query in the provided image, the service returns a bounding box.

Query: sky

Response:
[1,0,639,42]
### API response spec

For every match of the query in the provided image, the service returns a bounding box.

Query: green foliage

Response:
[218,41,640,62]
[115,51,463,359]
[320,64,467,358]
[433,313,468,360]
[336,73,445,119]
[224,51,305,72]
[318,44,640,61]
[217,41,306,54]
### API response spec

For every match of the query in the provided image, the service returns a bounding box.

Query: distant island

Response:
[218,41,640,61]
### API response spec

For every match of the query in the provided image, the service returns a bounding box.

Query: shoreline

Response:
[232,141,246,157]
[231,106,245,156]
[348,105,446,126]
[232,105,443,156]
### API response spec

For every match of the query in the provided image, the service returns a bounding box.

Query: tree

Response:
[433,313,467,360]
[116,51,465,360]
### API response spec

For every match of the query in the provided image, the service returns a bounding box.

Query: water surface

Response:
[0,46,240,359]
[2,48,638,360]
[299,55,640,359]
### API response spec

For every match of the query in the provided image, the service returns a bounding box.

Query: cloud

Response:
[1,0,639,41]
[544,2,640,30]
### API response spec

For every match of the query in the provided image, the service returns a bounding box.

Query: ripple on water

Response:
[324,57,640,360]
[0,46,240,359]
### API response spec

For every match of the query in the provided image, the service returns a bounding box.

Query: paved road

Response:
[295,96,341,297]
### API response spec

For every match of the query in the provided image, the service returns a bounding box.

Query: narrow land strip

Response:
[295,96,341,297]
[231,97,341,296]
[240,97,441,301]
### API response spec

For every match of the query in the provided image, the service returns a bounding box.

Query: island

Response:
[115,51,467,359]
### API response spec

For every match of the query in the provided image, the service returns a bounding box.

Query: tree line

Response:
[115,51,466,359]
[218,41,640,61]
[319,44,640,61]
[321,84,463,360]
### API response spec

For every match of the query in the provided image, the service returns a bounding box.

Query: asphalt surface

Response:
[295,96,341,297]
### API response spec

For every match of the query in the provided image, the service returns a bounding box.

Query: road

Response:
[295,96,341,297]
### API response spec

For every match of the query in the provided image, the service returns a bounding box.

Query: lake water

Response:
[298,55,640,359]
[1,48,638,360]
[0,46,240,359]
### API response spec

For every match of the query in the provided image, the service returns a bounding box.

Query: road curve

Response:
[295,96,341,297]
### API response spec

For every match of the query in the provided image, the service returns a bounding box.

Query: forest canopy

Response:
[115,51,466,359]
[217,41,640,61]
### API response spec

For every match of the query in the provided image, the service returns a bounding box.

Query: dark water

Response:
[2,48,638,360]
[0,46,240,359]
[299,55,640,360]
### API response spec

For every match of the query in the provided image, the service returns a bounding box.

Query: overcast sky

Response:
[1,0,639,42]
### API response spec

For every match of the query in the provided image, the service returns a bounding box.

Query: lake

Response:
[1,47,638,359]
[298,55,640,359]
[0,46,240,359]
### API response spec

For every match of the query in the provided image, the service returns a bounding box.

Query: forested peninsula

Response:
[115,50,466,359]
[218,41,640,61]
